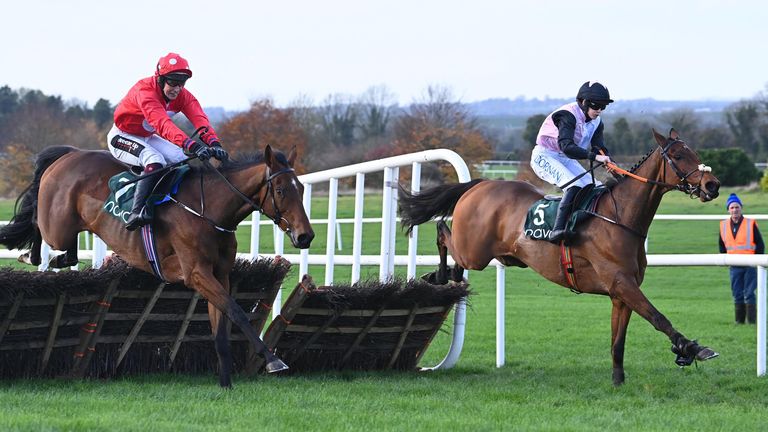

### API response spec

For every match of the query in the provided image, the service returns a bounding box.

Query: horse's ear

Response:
[287,146,297,167]
[264,144,274,167]
[669,128,679,140]
[652,128,667,146]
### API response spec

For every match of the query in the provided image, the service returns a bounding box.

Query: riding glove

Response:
[184,139,212,161]
[209,141,229,161]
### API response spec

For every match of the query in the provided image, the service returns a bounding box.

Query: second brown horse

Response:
[399,129,721,385]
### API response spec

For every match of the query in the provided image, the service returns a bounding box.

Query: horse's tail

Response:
[0,146,79,250]
[398,178,485,235]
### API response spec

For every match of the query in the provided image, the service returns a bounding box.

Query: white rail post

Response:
[758,265,766,377]
[407,162,421,280]
[250,211,261,259]
[387,166,399,276]
[424,298,466,370]
[496,264,506,367]
[92,234,107,269]
[272,224,285,317]
[300,184,312,280]
[379,167,395,281]
[351,173,365,284]
[325,178,339,286]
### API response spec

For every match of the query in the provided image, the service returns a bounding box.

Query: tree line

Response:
[1,83,766,197]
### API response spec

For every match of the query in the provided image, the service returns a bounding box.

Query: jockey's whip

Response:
[559,161,605,190]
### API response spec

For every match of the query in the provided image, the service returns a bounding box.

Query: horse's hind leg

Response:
[18,229,42,266]
[30,230,42,265]
[610,299,632,386]
[436,221,464,283]
[434,222,450,284]
[208,305,233,388]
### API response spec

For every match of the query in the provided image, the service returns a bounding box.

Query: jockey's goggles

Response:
[587,101,608,111]
[165,78,187,88]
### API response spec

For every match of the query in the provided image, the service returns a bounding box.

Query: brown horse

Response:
[0,144,314,387]
[399,129,721,385]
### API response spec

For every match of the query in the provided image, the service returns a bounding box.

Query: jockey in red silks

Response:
[530,81,615,243]
[107,52,228,231]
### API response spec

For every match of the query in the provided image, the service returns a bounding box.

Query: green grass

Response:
[0,187,767,431]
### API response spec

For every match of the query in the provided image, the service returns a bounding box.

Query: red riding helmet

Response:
[155,53,193,79]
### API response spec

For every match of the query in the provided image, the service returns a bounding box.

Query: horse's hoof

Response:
[696,347,719,361]
[49,254,79,269]
[265,358,289,373]
[612,368,625,386]
[17,253,32,265]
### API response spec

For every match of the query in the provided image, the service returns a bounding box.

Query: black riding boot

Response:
[746,304,756,325]
[548,186,581,244]
[734,303,746,324]
[125,175,159,231]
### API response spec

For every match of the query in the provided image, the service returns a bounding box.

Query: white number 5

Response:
[533,203,549,226]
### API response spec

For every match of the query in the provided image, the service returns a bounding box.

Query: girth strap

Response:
[141,224,167,282]
[559,243,581,294]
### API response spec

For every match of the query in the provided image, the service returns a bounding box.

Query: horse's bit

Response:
[657,138,712,198]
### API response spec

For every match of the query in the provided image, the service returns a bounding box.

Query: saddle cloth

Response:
[523,184,606,241]
[102,165,190,223]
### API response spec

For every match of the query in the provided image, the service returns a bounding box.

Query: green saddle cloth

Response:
[523,185,606,241]
[102,165,190,223]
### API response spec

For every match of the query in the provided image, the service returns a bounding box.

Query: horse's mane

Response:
[217,152,266,173]
[626,146,658,175]
[212,150,291,174]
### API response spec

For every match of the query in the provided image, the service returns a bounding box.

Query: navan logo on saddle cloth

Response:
[524,186,606,240]
[102,166,190,222]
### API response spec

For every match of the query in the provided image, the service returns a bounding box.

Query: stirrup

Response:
[125,209,151,231]
[548,229,567,244]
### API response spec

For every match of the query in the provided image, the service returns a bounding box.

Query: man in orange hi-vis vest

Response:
[719,193,764,324]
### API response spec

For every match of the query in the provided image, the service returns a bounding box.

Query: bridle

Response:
[170,160,297,234]
[657,138,713,198]
[586,138,714,239]
[607,138,712,199]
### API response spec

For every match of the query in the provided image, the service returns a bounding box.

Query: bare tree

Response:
[394,85,492,180]
[358,85,396,139]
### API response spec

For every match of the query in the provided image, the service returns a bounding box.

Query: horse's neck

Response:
[210,164,269,227]
[609,151,670,234]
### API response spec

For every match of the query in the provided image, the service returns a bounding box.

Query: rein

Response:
[170,160,295,233]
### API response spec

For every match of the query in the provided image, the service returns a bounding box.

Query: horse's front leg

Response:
[49,247,80,268]
[610,298,632,386]
[208,305,233,388]
[612,274,718,366]
[190,268,288,381]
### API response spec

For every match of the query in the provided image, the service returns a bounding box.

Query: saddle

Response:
[523,184,607,241]
[102,165,191,223]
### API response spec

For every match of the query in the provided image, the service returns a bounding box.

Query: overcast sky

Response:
[3,0,765,111]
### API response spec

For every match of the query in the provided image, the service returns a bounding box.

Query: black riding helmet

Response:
[576,81,614,103]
